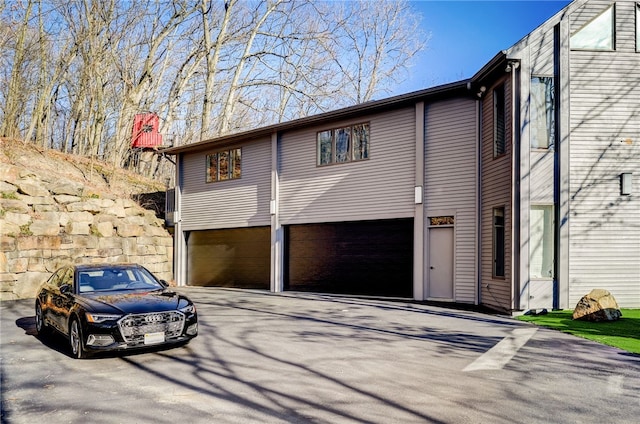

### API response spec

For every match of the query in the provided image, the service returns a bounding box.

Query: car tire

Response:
[69,318,87,359]
[35,301,50,338]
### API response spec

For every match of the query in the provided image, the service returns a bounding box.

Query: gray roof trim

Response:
[162,80,471,154]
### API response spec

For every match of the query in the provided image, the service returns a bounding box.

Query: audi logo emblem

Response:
[145,314,164,323]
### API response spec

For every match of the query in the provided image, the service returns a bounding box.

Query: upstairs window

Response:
[570,5,615,50]
[317,123,369,166]
[493,84,506,157]
[637,3,640,52]
[206,148,241,183]
[530,77,555,149]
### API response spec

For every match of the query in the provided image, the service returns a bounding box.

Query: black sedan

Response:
[35,263,198,359]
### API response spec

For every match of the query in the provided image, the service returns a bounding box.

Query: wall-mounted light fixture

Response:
[476,86,486,98]
[621,173,632,195]
[505,61,520,73]
[414,186,423,205]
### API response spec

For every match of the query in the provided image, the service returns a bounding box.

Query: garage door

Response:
[187,227,270,289]
[285,219,413,297]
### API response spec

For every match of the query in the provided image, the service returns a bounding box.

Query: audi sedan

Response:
[35,263,198,359]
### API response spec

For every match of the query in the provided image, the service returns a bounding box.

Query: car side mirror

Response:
[60,284,72,295]
[159,280,169,288]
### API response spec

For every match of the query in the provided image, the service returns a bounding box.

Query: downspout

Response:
[476,94,483,305]
[509,60,522,312]
[174,154,185,286]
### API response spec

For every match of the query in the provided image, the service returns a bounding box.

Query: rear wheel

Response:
[35,301,50,338]
[69,318,87,359]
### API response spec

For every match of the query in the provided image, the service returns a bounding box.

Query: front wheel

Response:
[35,301,50,338]
[69,318,87,359]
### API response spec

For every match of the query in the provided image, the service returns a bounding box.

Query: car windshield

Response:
[78,267,164,293]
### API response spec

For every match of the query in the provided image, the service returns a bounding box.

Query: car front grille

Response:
[118,311,185,344]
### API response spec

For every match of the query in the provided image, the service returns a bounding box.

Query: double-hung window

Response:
[206,148,241,183]
[530,76,555,149]
[317,123,369,166]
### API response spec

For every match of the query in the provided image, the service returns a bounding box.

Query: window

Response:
[493,84,506,157]
[317,122,369,166]
[493,207,505,278]
[530,205,554,279]
[530,77,555,149]
[637,3,640,52]
[570,5,614,50]
[206,148,241,182]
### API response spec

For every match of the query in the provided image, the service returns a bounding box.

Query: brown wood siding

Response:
[424,98,478,303]
[285,219,413,297]
[180,138,272,231]
[186,227,270,288]
[278,108,416,225]
[480,77,514,312]
[568,0,640,307]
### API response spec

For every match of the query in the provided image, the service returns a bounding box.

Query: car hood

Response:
[80,290,188,314]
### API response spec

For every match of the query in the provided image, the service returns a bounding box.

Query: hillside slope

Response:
[0,138,174,300]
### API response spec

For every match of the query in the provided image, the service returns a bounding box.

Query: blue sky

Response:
[393,0,572,94]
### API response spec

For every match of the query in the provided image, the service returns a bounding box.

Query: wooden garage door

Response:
[187,227,270,289]
[285,219,413,297]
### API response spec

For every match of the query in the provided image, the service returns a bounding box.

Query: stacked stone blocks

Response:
[0,163,173,300]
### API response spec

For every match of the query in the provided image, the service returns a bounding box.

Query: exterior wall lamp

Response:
[621,173,632,195]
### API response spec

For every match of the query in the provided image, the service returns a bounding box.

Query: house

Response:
[164,0,639,312]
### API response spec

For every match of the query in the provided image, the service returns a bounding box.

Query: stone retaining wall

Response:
[0,163,173,300]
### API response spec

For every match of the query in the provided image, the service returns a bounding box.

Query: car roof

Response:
[74,263,143,272]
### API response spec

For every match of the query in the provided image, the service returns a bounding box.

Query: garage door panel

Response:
[187,227,270,289]
[286,219,413,297]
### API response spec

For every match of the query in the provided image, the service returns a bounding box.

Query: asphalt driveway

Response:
[1,287,639,423]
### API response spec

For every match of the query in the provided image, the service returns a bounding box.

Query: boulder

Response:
[572,289,622,322]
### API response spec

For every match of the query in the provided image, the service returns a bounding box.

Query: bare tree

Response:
[1,0,426,178]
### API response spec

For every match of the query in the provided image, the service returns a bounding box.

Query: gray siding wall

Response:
[480,77,514,312]
[424,98,478,303]
[278,107,416,224]
[568,0,640,307]
[179,138,272,231]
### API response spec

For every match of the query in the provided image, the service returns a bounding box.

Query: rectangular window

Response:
[530,77,555,149]
[637,3,640,52]
[570,5,614,50]
[493,84,506,157]
[352,123,369,160]
[206,148,241,182]
[317,123,369,166]
[493,207,505,278]
[530,205,554,279]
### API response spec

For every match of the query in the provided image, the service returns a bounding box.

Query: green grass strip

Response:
[516,309,640,355]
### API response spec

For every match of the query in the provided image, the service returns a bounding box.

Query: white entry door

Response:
[428,227,454,299]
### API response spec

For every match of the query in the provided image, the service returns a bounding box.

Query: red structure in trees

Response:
[131,113,163,148]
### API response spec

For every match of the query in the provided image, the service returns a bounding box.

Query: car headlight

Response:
[179,304,195,314]
[86,312,121,323]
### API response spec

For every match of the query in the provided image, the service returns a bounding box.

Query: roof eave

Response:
[161,80,471,155]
